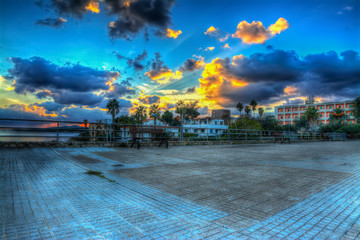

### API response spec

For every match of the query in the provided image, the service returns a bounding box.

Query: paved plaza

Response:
[1,141,360,239]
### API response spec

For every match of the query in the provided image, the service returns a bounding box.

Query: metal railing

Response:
[0,118,358,143]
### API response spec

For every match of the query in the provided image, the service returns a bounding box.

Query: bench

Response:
[273,132,291,144]
[130,127,169,149]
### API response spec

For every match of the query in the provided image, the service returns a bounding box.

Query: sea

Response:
[0,130,80,142]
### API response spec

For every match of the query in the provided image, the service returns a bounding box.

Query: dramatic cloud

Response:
[107,0,175,40]
[45,0,177,40]
[103,83,135,98]
[179,58,205,72]
[138,95,160,104]
[34,101,64,113]
[232,18,289,44]
[144,52,182,84]
[165,28,182,39]
[7,57,118,94]
[35,17,67,27]
[52,0,100,18]
[5,56,134,106]
[113,50,148,71]
[198,49,360,107]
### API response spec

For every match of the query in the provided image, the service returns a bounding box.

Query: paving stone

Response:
[1,141,360,239]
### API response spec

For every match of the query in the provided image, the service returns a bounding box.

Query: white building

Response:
[183,117,228,137]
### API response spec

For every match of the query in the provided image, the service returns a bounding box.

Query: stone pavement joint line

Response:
[1,144,360,239]
[1,148,231,239]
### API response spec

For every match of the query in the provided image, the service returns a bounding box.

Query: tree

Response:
[161,110,173,126]
[134,106,147,125]
[258,115,279,130]
[244,106,251,116]
[249,100,258,117]
[106,98,120,126]
[294,115,309,131]
[351,97,360,123]
[304,107,319,132]
[175,100,200,140]
[149,104,161,126]
[175,100,200,123]
[236,102,244,117]
[116,115,136,124]
[258,107,264,118]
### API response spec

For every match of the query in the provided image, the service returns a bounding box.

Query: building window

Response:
[349,105,352,108]
[320,106,323,109]
[185,129,188,133]
[295,115,298,118]
[220,121,223,125]
[215,121,217,125]
[215,129,218,133]
[194,129,198,133]
[210,129,213,133]
[201,129,205,133]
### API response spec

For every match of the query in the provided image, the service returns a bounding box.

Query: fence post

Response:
[56,121,59,142]
[245,130,247,141]
[260,130,262,142]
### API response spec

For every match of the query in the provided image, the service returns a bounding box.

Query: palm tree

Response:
[135,106,147,125]
[236,102,244,118]
[304,107,319,132]
[149,104,161,126]
[244,106,251,116]
[250,100,258,117]
[330,107,347,124]
[106,98,120,127]
[258,107,264,118]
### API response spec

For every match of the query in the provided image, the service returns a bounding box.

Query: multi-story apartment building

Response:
[275,98,355,125]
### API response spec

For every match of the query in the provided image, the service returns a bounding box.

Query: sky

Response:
[0,0,359,122]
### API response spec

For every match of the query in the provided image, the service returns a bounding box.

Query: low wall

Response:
[0,138,351,148]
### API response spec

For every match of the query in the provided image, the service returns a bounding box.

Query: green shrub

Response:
[184,133,199,138]
[338,124,360,134]
[230,118,263,130]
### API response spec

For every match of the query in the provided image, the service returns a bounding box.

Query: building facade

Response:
[275,100,355,125]
[183,117,228,137]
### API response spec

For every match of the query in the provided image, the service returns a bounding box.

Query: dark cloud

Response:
[229,50,303,83]
[199,49,360,106]
[8,57,118,94]
[138,95,160,104]
[179,58,203,72]
[51,0,92,18]
[6,56,135,106]
[185,86,196,93]
[98,98,133,109]
[36,17,67,28]
[121,77,134,86]
[107,0,175,40]
[150,52,167,71]
[35,101,64,113]
[52,90,105,106]
[103,83,135,98]
[113,50,148,71]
